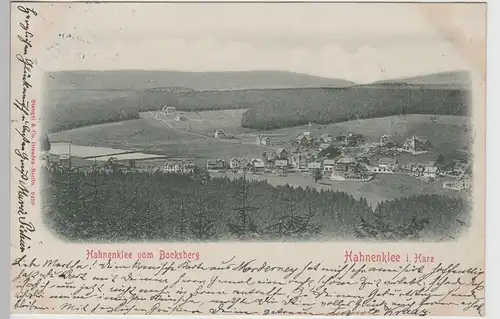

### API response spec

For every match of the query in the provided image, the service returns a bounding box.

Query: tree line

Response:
[241,87,469,130]
[42,166,470,242]
[45,85,469,133]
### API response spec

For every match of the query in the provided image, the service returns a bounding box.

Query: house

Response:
[296,132,316,147]
[214,129,226,139]
[380,134,397,148]
[256,135,270,146]
[380,134,392,145]
[411,165,425,177]
[347,162,363,174]
[453,161,471,175]
[322,159,337,172]
[318,134,334,144]
[402,135,432,153]
[443,173,471,191]
[175,112,187,121]
[456,173,472,190]
[434,154,455,174]
[290,154,308,170]
[250,158,266,172]
[307,162,322,170]
[229,158,242,170]
[165,159,195,174]
[378,157,399,170]
[162,105,177,115]
[344,132,364,146]
[369,158,398,173]
[334,157,355,173]
[423,166,439,179]
[265,152,278,163]
[274,160,288,169]
[276,148,289,160]
[207,159,226,171]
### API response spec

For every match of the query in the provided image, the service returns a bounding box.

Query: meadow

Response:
[50,111,471,161]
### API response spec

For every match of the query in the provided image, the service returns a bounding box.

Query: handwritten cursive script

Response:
[11,254,484,316]
[13,5,38,253]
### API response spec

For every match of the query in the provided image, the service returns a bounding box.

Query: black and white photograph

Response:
[39,3,478,243]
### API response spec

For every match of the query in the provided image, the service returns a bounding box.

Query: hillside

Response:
[240,86,469,130]
[373,71,471,89]
[43,70,471,133]
[46,70,355,91]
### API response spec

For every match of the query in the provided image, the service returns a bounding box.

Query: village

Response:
[44,128,472,192]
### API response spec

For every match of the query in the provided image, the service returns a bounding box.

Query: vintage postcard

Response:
[10,1,486,317]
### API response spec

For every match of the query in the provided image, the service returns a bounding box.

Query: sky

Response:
[17,2,486,83]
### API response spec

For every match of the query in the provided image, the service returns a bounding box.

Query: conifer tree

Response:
[190,175,218,241]
[227,170,260,240]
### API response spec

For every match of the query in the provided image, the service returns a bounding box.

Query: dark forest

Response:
[42,166,470,242]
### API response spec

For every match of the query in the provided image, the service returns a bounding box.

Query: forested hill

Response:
[372,70,471,88]
[46,70,355,90]
[44,70,470,133]
[240,85,469,130]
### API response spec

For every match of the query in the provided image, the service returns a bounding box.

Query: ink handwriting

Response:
[13,5,38,253]
[11,255,484,316]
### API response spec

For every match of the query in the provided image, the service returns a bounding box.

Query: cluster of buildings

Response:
[43,127,471,191]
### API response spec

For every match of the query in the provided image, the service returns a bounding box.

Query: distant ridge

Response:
[144,86,194,93]
[372,71,470,88]
[46,70,356,91]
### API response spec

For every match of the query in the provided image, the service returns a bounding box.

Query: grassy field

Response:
[51,110,470,161]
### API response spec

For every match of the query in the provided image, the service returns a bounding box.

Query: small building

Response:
[344,132,364,147]
[443,173,471,191]
[322,159,337,172]
[256,135,271,146]
[453,161,471,175]
[162,105,177,115]
[276,148,289,160]
[274,159,288,168]
[423,166,439,179]
[207,159,226,171]
[456,173,472,190]
[380,134,392,145]
[175,112,187,121]
[318,134,334,144]
[296,132,316,147]
[411,165,425,177]
[307,162,322,170]
[334,161,352,174]
[265,152,278,163]
[165,159,195,174]
[250,158,266,172]
[380,134,397,148]
[229,158,241,170]
[214,129,226,139]
[291,154,308,170]
[378,157,399,171]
